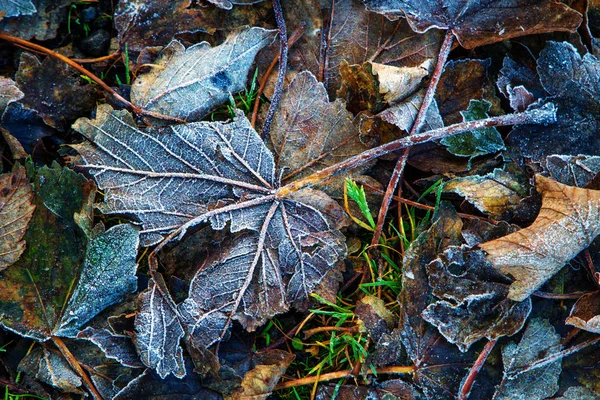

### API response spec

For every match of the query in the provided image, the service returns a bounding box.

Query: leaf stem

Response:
[274,365,415,390]
[251,25,305,128]
[371,31,454,248]
[275,105,556,197]
[0,33,184,123]
[261,0,288,139]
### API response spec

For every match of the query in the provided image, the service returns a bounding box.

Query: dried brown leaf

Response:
[481,175,600,301]
[362,0,583,49]
[232,350,294,400]
[0,164,34,271]
[566,291,600,334]
[270,71,369,192]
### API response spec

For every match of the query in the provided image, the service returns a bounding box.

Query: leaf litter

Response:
[2,1,600,399]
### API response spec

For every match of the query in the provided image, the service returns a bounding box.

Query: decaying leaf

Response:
[422,246,531,352]
[546,155,600,187]
[207,0,266,11]
[493,318,562,400]
[372,61,430,103]
[131,27,276,121]
[15,53,95,131]
[232,350,294,400]
[507,42,600,162]
[0,0,36,18]
[481,175,600,301]
[18,347,83,394]
[440,100,505,166]
[361,0,582,49]
[378,89,444,133]
[497,56,544,113]
[270,71,369,191]
[0,163,140,340]
[324,0,443,93]
[443,169,527,220]
[77,327,144,368]
[337,61,385,114]
[134,276,186,379]
[0,77,24,114]
[0,0,72,41]
[0,164,35,270]
[565,291,600,334]
[115,0,272,52]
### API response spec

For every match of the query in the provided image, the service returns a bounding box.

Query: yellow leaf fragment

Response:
[480,175,600,301]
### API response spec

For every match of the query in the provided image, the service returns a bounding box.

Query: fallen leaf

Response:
[480,175,600,301]
[0,0,35,18]
[134,276,186,379]
[337,61,385,114]
[493,318,562,400]
[130,27,276,121]
[207,0,266,10]
[555,386,600,400]
[372,61,430,103]
[566,291,600,334]
[73,105,346,355]
[0,164,35,270]
[361,0,582,49]
[15,53,95,131]
[270,71,369,191]
[0,0,72,41]
[497,56,544,113]
[18,346,83,394]
[507,42,600,162]
[0,77,24,114]
[0,163,140,341]
[232,350,294,400]
[443,169,527,220]
[547,155,600,187]
[378,89,444,133]
[324,0,443,93]
[422,246,531,352]
[77,327,144,368]
[440,100,505,166]
[115,0,272,52]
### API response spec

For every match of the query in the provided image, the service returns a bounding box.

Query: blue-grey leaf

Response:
[54,224,139,337]
[130,27,276,121]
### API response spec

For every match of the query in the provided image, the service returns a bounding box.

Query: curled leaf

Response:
[481,175,600,301]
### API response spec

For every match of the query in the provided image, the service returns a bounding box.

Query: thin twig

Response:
[261,0,288,139]
[274,365,415,390]
[0,33,184,123]
[459,339,496,400]
[52,337,102,400]
[276,106,556,197]
[303,325,359,339]
[371,31,454,249]
[251,25,305,128]
[532,291,590,300]
[72,51,121,64]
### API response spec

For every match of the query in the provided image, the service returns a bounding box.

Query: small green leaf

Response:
[441,99,505,167]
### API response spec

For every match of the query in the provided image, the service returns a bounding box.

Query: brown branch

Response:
[459,339,496,400]
[274,365,415,391]
[532,291,590,300]
[276,106,556,197]
[52,337,102,400]
[72,51,121,64]
[371,31,454,248]
[251,26,305,128]
[261,0,288,140]
[0,33,184,123]
[303,325,359,339]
